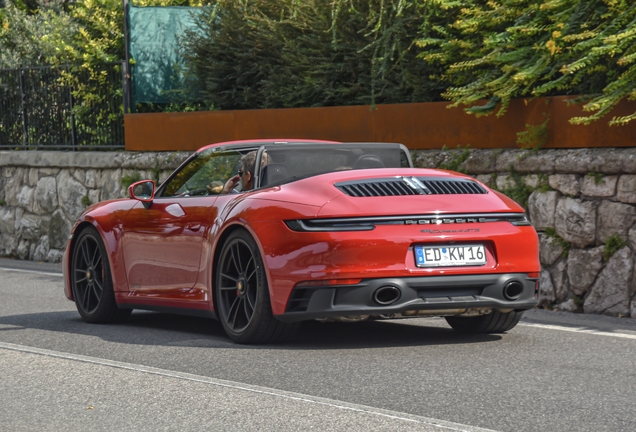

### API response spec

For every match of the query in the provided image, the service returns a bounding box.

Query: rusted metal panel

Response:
[125,97,636,151]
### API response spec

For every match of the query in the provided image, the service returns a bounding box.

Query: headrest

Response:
[353,154,385,169]
[260,163,289,186]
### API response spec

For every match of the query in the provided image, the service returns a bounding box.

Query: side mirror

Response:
[128,180,155,207]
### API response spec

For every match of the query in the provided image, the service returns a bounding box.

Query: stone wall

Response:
[415,147,636,318]
[0,151,190,263]
[1,148,635,318]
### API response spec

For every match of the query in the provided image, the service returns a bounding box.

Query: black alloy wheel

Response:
[218,236,258,333]
[215,230,298,344]
[71,226,131,323]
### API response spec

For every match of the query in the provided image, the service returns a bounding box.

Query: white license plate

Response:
[415,244,486,267]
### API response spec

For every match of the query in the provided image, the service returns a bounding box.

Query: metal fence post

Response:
[122,61,130,115]
[18,68,28,148]
[68,78,78,151]
[123,0,134,114]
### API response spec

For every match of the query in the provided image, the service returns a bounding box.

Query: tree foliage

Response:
[1,0,207,142]
[0,0,78,68]
[180,0,446,110]
[422,0,636,126]
[2,0,635,126]
[1,0,205,70]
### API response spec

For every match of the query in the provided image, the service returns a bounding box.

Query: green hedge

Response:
[180,0,636,126]
[180,0,447,110]
[421,0,636,126]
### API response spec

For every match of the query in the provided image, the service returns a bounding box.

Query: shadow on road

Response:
[0,310,501,350]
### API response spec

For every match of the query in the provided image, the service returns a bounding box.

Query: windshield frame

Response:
[155,144,259,198]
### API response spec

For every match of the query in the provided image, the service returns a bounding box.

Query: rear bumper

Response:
[276,273,539,323]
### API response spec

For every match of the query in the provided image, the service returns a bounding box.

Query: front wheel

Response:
[71,226,132,323]
[445,310,524,334]
[215,230,298,344]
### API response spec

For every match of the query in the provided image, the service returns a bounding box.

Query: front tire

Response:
[215,230,298,344]
[71,226,131,323]
[445,310,523,334]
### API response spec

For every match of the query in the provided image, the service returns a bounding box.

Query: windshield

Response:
[160,148,253,197]
[258,143,411,188]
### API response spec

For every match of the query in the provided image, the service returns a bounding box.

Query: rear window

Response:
[259,143,410,188]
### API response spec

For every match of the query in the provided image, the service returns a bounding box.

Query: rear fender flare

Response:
[69,216,128,295]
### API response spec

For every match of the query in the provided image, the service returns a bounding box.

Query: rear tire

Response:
[215,230,298,344]
[445,310,523,334]
[71,226,132,323]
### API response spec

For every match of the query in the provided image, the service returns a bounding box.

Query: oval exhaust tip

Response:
[503,281,524,301]
[373,286,401,306]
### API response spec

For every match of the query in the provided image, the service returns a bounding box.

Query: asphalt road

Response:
[0,258,635,431]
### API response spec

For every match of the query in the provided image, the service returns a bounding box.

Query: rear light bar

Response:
[285,213,532,232]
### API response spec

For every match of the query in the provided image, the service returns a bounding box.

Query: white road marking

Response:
[0,267,63,277]
[0,341,495,432]
[520,323,636,340]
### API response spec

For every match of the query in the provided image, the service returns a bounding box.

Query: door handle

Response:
[186,223,201,232]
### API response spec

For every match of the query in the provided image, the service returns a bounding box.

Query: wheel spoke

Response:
[228,245,238,274]
[220,272,238,283]
[91,284,101,305]
[92,252,102,269]
[75,268,87,284]
[246,267,257,284]
[80,241,91,266]
[244,294,253,319]
[236,297,248,328]
[246,290,256,311]
[91,244,99,267]
[228,296,241,329]
[231,243,244,274]
[93,278,103,297]
[83,284,91,310]
[245,255,254,274]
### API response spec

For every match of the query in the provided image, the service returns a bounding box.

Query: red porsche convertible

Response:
[63,140,540,343]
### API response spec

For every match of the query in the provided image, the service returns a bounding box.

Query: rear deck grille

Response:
[336,177,487,197]
[419,179,486,195]
[337,180,417,197]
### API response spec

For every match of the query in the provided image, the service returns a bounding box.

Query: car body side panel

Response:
[120,197,217,300]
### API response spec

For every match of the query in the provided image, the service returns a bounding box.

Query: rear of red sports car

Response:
[245,167,540,332]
